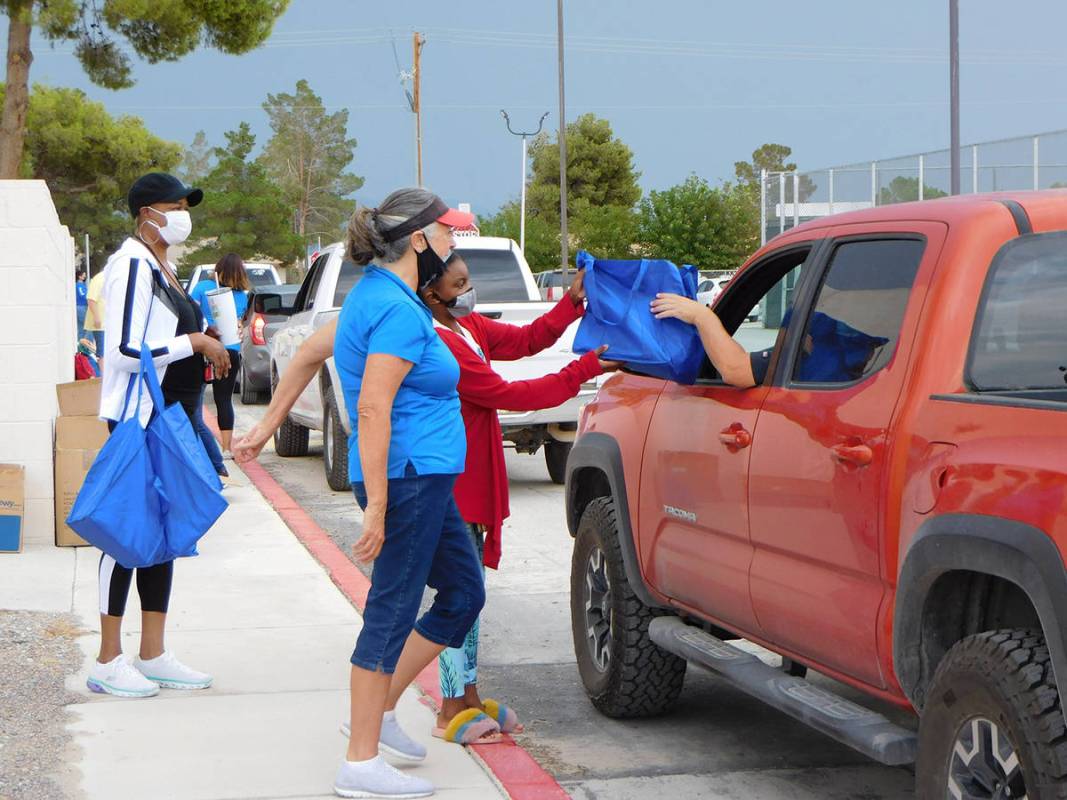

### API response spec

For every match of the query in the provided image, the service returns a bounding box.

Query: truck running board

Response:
[648,617,917,766]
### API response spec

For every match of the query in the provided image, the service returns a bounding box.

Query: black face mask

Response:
[416,242,448,290]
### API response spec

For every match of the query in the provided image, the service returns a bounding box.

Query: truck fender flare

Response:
[894,513,1067,709]
[565,432,667,609]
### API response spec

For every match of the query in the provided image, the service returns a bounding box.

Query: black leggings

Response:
[212,350,241,431]
[99,392,197,618]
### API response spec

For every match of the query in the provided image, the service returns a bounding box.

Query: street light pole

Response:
[557,0,569,282]
[500,110,548,253]
[949,0,960,195]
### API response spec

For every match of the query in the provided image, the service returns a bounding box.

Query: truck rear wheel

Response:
[544,439,571,485]
[916,629,1067,800]
[570,496,686,718]
[323,384,350,491]
[272,370,309,457]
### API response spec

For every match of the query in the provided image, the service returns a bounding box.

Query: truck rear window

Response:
[334,259,364,307]
[454,248,530,303]
[969,231,1067,392]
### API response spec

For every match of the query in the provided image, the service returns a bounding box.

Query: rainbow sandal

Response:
[482,698,524,734]
[431,708,503,745]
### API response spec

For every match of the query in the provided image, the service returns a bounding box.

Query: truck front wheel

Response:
[570,496,686,718]
[917,629,1067,800]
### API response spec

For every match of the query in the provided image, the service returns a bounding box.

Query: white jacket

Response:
[99,238,196,425]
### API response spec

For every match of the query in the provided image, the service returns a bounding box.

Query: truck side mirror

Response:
[254,293,293,316]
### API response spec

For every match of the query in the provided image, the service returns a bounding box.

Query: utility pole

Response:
[557,0,569,282]
[413,32,425,187]
[501,110,548,253]
[949,0,960,195]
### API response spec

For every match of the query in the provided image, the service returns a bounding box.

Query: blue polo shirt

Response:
[335,265,466,483]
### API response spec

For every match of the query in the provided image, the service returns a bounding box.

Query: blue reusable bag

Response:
[66,358,168,569]
[139,348,227,560]
[573,250,706,384]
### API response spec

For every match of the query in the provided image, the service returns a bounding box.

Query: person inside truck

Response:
[650,295,887,386]
[232,255,620,753]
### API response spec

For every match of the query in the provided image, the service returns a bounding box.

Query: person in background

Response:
[84,269,107,373]
[195,254,249,455]
[92,171,229,699]
[186,263,229,481]
[75,269,88,340]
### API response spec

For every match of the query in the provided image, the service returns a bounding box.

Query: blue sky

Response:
[17,0,1067,216]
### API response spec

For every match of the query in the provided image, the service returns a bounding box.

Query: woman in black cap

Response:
[88,172,231,699]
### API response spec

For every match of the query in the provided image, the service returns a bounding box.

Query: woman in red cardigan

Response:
[421,254,617,741]
[234,256,618,745]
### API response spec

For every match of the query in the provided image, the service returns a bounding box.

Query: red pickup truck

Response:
[565,192,1067,799]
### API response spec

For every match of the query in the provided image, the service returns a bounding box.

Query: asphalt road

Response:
[229,399,916,800]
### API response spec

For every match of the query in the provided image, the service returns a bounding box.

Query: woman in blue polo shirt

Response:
[328,188,487,799]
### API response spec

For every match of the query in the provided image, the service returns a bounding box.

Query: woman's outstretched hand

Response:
[232,423,272,464]
[650,293,708,326]
[568,268,587,305]
[593,344,623,372]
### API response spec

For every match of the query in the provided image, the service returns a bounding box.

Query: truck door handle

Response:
[832,443,873,467]
[718,425,752,449]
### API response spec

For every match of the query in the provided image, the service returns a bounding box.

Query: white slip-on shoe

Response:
[333,755,433,798]
[340,713,427,762]
[86,655,159,698]
[134,651,213,689]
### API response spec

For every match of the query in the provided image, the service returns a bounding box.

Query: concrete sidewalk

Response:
[1,463,507,800]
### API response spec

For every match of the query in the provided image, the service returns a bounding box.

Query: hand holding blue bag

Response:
[138,347,227,560]
[572,250,705,384]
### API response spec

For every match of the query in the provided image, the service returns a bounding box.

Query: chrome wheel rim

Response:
[948,716,1027,800]
[583,546,612,672]
[324,406,334,469]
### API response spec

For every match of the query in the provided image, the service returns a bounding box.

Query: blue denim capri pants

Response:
[350,465,486,674]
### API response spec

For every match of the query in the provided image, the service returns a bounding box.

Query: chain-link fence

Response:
[760,129,1067,244]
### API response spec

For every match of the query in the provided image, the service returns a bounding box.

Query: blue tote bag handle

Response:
[583,256,652,328]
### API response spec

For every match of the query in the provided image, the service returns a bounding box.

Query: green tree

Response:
[12,83,180,266]
[569,200,640,260]
[735,142,816,202]
[638,175,758,271]
[878,176,948,205]
[477,201,559,273]
[527,113,641,223]
[0,0,289,177]
[259,79,364,242]
[182,122,303,268]
[177,130,213,185]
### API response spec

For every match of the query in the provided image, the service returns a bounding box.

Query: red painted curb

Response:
[227,427,568,799]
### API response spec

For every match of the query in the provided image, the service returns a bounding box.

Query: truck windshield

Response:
[455,248,530,303]
[246,267,277,287]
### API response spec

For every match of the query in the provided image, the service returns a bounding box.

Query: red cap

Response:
[436,206,476,229]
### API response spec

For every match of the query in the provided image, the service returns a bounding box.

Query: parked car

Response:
[565,192,1067,797]
[268,236,596,490]
[696,276,728,306]
[238,283,301,404]
[185,262,282,293]
[536,269,567,301]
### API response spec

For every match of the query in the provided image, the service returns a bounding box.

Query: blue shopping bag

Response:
[573,251,705,384]
[139,348,227,560]
[66,358,168,569]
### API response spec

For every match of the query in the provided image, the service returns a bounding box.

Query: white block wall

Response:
[0,181,75,545]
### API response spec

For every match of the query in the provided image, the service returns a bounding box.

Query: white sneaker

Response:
[133,651,213,690]
[333,755,433,798]
[87,655,159,698]
[340,713,427,762]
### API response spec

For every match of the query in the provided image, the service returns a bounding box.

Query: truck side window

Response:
[968,231,1067,392]
[791,238,924,385]
[298,253,330,312]
[334,259,364,308]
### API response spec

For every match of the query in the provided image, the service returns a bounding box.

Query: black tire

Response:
[322,384,350,492]
[271,369,309,457]
[916,629,1067,800]
[570,496,686,718]
[544,439,571,485]
[240,363,267,405]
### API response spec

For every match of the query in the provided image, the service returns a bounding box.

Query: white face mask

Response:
[446,287,477,318]
[145,209,192,246]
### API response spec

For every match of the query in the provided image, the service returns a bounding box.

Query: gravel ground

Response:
[0,611,85,800]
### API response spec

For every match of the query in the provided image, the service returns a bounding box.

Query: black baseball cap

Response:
[127,172,203,218]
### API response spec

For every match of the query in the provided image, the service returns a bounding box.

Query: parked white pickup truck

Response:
[265,236,595,491]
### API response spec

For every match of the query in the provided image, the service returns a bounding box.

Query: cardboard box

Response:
[55,448,97,547]
[0,464,25,553]
[56,378,102,417]
[55,415,109,450]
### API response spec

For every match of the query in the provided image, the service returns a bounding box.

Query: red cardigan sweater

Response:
[434,296,602,569]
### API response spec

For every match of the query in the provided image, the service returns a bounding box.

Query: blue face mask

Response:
[446,287,477,318]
